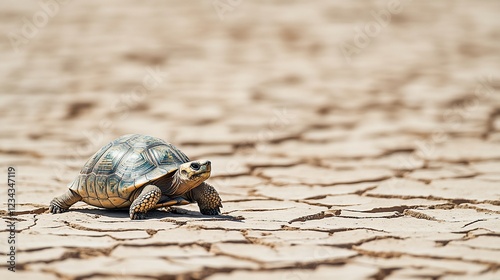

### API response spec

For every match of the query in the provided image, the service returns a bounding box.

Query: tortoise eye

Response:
[190,162,201,171]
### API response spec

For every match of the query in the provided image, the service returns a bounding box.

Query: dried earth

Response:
[1,1,500,279]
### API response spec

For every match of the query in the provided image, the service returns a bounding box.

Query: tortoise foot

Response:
[129,185,162,220]
[200,207,221,216]
[49,190,81,214]
[49,201,69,214]
[130,211,147,220]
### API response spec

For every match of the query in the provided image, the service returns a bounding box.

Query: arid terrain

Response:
[1,1,500,279]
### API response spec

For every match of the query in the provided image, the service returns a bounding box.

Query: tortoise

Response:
[49,134,222,219]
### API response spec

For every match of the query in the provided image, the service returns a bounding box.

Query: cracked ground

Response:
[1,1,500,279]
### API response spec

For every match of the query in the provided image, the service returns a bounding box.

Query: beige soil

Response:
[1,1,499,279]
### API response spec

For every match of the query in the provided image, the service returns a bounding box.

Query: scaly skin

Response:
[129,184,162,220]
[49,190,82,213]
[184,182,222,215]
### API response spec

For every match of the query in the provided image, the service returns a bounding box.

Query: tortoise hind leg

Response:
[184,182,222,215]
[129,184,162,220]
[49,190,82,214]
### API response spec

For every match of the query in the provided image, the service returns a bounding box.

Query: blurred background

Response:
[1,1,500,279]
[1,0,499,202]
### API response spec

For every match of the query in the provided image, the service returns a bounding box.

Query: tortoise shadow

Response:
[70,207,244,222]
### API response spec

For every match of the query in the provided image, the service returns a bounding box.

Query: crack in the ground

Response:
[253,168,393,187]
[483,108,500,139]
[456,203,500,214]
[403,209,438,221]
[288,210,341,224]
[25,214,38,231]
[0,204,48,216]
[222,197,282,203]
[353,246,500,269]
[354,185,380,196]
[365,193,500,208]
[61,220,180,233]
[281,224,391,235]
[77,260,357,280]
[339,212,403,220]
[461,219,489,228]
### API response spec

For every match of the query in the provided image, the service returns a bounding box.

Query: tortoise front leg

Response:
[129,184,162,220]
[49,189,82,213]
[184,182,222,215]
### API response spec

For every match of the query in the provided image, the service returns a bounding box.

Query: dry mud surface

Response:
[1,1,500,279]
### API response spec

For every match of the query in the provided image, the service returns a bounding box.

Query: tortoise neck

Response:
[171,170,193,195]
[150,170,191,196]
[151,170,201,196]
[171,171,184,193]
[151,174,176,195]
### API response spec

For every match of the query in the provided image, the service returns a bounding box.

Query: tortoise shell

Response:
[68,134,190,208]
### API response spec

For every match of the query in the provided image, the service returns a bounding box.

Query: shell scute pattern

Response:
[95,176,109,200]
[109,197,126,208]
[116,149,156,181]
[94,143,130,175]
[72,175,88,199]
[148,144,189,168]
[102,174,118,197]
[86,174,97,199]
[87,197,103,208]
[122,134,159,148]
[96,175,107,195]
[138,168,166,186]
[80,142,112,174]
[117,178,135,200]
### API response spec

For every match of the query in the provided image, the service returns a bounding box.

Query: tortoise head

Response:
[174,160,211,192]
